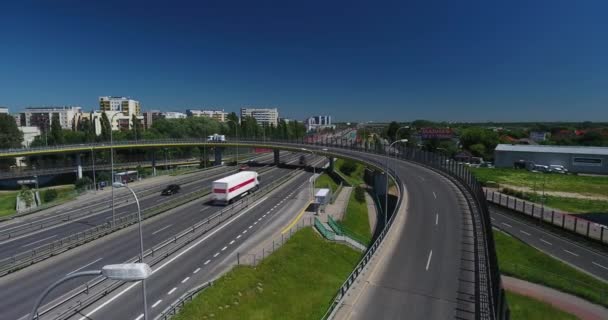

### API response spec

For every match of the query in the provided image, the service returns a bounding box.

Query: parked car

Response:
[549,165,568,174]
[161,184,181,195]
[531,164,550,173]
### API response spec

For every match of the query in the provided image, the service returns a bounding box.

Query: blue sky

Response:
[1,0,607,122]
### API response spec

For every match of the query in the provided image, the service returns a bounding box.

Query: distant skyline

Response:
[1,0,607,122]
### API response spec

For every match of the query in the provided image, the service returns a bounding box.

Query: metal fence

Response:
[486,190,608,244]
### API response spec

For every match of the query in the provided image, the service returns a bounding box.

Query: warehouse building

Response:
[494,144,608,174]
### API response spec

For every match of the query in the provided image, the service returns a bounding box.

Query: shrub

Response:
[340,160,357,176]
[43,189,58,203]
[19,186,35,208]
[75,176,93,191]
[354,186,366,203]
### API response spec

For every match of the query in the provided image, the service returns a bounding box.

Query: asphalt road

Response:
[69,169,315,320]
[0,156,311,320]
[490,205,608,281]
[0,153,298,260]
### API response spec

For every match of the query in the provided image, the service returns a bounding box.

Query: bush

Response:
[75,176,93,191]
[340,160,357,176]
[19,186,35,208]
[354,186,365,203]
[43,189,58,203]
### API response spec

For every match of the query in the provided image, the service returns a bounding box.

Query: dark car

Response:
[161,184,180,196]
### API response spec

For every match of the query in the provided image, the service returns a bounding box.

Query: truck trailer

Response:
[212,171,260,204]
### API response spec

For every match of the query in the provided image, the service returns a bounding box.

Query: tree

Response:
[131,114,143,140]
[460,127,499,152]
[226,112,239,137]
[469,143,486,158]
[19,186,35,208]
[43,188,58,203]
[50,113,64,145]
[100,112,112,141]
[354,186,365,203]
[340,160,357,176]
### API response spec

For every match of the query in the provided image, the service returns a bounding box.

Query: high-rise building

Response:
[305,115,333,131]
[240,108,278,126]
[19,106,82,131]
[99,96,141,116]
[186,109,227,122]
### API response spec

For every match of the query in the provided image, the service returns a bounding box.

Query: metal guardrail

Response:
[36,168,303,320]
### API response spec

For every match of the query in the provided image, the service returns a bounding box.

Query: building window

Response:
[572,157,603,166]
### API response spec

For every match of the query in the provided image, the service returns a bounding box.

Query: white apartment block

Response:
[162,111,187,119]
[19,106,82,130]
[186,109,227,122]
[240,107,279,126]
[0,107,8,114]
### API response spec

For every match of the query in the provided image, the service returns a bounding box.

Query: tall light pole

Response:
[91,148,96,191]
[30,263,151,320]
[301,148,316,201]
[109,112,121,227]
[384,139,408,228]
[226,119,239,168]
[113,182,149,320]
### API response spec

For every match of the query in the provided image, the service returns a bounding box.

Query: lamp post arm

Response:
[31,270,102,320]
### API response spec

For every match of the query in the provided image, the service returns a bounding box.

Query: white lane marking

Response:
[229,240,235,245]
[21,235,57,248]
[221,246,227,251]
[243,230,248,234]
[248,225,253,229]
[254,221,258,225]
[204,260,211,265]
[432,192,437,199]
[236,235,242,239]
[67,258,103,275]
[135,314,144,320]
[76,196,269,320]
[592,262,608,271]
[193,268,201,274]
[491,217,496,221]
[540,239,552,246]
[152,224,173,235]
[425,250,433,271]
[519,230,531,236]
[181,277,190,283]
[213,252,219,258]
[564,249,579,257]
[501,223,512,228]
[168,287,177,295]
[200,207,210,212]
[435,213,438,226]
[258,218,262,221]
[152,300,162,308]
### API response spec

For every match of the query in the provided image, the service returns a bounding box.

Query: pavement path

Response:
[503,275,608,320]
[365,191,377,234]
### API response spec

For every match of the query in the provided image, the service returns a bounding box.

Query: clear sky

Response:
[1,0,607,122]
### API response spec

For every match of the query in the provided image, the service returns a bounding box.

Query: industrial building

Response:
[494,144,608,174]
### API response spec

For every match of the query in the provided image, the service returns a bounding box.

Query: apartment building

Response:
[240,107,278,126]
[19,106,82,131]
[186,109,227,122]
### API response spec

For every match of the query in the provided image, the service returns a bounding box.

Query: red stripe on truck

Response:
[213,178,256,194]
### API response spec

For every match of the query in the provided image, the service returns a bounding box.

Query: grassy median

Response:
[0,191,17,217]
[340,190,372,245]
[506,291,577,320]
[174,227,361,320]
[315,173,339,193]
[494,230,608,307]
[335,158,365,186]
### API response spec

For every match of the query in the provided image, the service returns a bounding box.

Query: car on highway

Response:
[239,164,250,171]
[161,184,181,195]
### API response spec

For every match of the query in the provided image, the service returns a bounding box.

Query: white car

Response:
[549,165,568,174]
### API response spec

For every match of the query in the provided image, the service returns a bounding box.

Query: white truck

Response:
[212,171,260,204]
[207,134,226,142]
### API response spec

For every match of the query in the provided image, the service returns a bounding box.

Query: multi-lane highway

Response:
[0,152,316,320]
[491,205,608,281]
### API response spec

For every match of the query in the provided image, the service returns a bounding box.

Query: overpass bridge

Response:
[0,138,508,319]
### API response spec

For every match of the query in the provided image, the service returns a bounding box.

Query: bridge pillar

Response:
[151,151,157,176]
[214,147,223,166]
[273,149,280,166]
[76,154,83,179]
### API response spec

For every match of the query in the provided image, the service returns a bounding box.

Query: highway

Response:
[490,205,608,281]
[69,167,316,320]
[0,153,291,260]
[0,153,315,320]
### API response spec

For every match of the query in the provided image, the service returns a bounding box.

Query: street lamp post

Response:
[384,139,408,228]
[109,112,121,227]
[226,119,239,168]
[30,263,151,320]
[113,182,149,320]
[91,148,96,191]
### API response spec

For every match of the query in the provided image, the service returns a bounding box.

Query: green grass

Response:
[529,194,608,214]
[315,173,339,193]
[0,191,17,217]
[40,185,76,204]
[506,291,578,320]
[472,167,608,197]
[174,227,361,320]
[340,190,372,244]
[335,158,365,186]
[494,230,608,306]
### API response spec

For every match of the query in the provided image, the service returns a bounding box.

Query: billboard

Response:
[420,127,454,140]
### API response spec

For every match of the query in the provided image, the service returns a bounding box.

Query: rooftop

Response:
[495,144,608,156]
